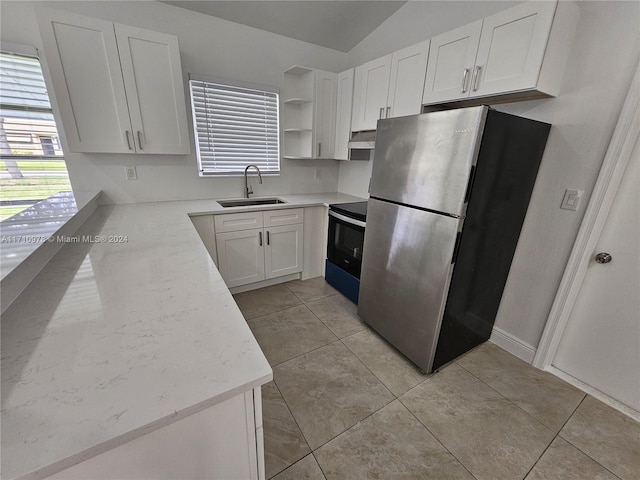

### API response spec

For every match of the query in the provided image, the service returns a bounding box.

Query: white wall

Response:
[0,1,347,204]
[337,0,640,350]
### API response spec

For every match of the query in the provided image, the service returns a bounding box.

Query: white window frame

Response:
[189,74,280,177]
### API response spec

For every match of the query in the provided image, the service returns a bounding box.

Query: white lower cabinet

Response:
[215,209,304,288]
[216,228,266,287]
[264,224,304,279]
[46,388,265,480]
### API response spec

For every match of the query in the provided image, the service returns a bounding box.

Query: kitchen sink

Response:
[217,198,287,208]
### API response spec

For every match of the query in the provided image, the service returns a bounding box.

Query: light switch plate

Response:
[561,189,582,211]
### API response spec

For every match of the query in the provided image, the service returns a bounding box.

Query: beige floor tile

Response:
[457,342,585,431]
[271,454,326,480]
[274,341,394,450]
[305,294,367,339]
[262,382,311,479]
[342,329,427,396]
[285,277,338,303]
[315,400,474,480]
[233,284,301,319]
[560,396,640,480]
[248,305,338,366]
[400,364,555,480]
[525,437,618,480]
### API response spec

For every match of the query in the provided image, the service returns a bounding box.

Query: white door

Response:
[352,54,392,131]
[334,69,354,160]
[216,229,265,288]
[422,20,482,105]
[115,24,191,154]
[552,134,639,412]
[471,1,556,98]
[387,40,429,118]
[264,224,303,279]
[36,9,133,153]
[313,70,337,158]
[535,65,640,417]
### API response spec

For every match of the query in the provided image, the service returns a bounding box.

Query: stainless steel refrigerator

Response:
[358,106,550,372]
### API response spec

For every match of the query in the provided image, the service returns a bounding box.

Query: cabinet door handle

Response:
[472,66,482,92]
[258,231,262,246]
[266,231,270,245]
[379,107,384,119]
[125,131,133,150]
[317,142,321,157]
[386,106,391,118]
[137,131,144,150]
[461,68,470,93]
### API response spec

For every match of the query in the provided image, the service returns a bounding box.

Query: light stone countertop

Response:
[0,191,101,281]
[1,192,365,480]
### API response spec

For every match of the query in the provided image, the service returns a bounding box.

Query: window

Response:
[189,76,280,176]
[0,45,71,221]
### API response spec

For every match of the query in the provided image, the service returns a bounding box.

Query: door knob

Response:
[595,252,612,264]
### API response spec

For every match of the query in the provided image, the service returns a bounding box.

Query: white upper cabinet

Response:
[36,8,190,154]
[422,1,579,105]
[471,1,556,97]
[282,66,336,159]
[334,68,354,160]
[351,54,392,132]
[37,10,132,153]
[313,70,338,158]
[387,41,430,118]
[114,25,190,154]
[422,21,483,105]
[352,42,430,132]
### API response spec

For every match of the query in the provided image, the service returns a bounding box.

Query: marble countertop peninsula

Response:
[1,191,101,313]
[1,192,364,480]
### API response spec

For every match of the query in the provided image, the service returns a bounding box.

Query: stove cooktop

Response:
[329,201,368,222]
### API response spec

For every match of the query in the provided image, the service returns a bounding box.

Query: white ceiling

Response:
[159,1,408,52]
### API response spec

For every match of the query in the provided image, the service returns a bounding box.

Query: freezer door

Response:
[370,106,487,216]
[358,198,462,372]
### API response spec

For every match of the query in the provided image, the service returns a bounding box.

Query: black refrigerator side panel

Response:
[433,110,551,370]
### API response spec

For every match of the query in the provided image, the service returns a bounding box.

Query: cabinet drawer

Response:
[214,212,263,233]
[263,208,304,227]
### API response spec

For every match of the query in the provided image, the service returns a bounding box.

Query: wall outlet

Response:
[314,168,321,180]
[125,166,137,180]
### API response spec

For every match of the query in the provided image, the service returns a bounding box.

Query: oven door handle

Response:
[329,210,366,228]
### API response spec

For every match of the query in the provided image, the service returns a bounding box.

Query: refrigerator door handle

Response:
[451,232,462,264]
[463,165,476,204]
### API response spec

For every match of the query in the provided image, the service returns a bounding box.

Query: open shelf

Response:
[283,66,316,160]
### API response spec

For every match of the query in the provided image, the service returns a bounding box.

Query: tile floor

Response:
[233,278,640,480]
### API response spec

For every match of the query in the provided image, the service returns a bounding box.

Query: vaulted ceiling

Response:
[160,1,408,52]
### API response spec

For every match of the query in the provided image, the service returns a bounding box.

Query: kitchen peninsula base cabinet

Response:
[45,388,265,480]
[215,209,304,289]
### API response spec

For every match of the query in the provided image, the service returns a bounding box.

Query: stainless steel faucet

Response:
[244,164,263,198]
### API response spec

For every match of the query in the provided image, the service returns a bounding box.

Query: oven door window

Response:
[328,216,365,278]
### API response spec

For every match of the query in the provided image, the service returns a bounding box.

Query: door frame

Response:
[534,63,640,373]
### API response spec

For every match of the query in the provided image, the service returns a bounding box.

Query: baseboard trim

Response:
[489,327,537,364]
[546,366,640,422]
[228,273,301,294]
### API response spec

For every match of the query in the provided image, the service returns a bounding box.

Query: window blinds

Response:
[189,78,280,176]
[0,52,63,157]
[0,49,70,221]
